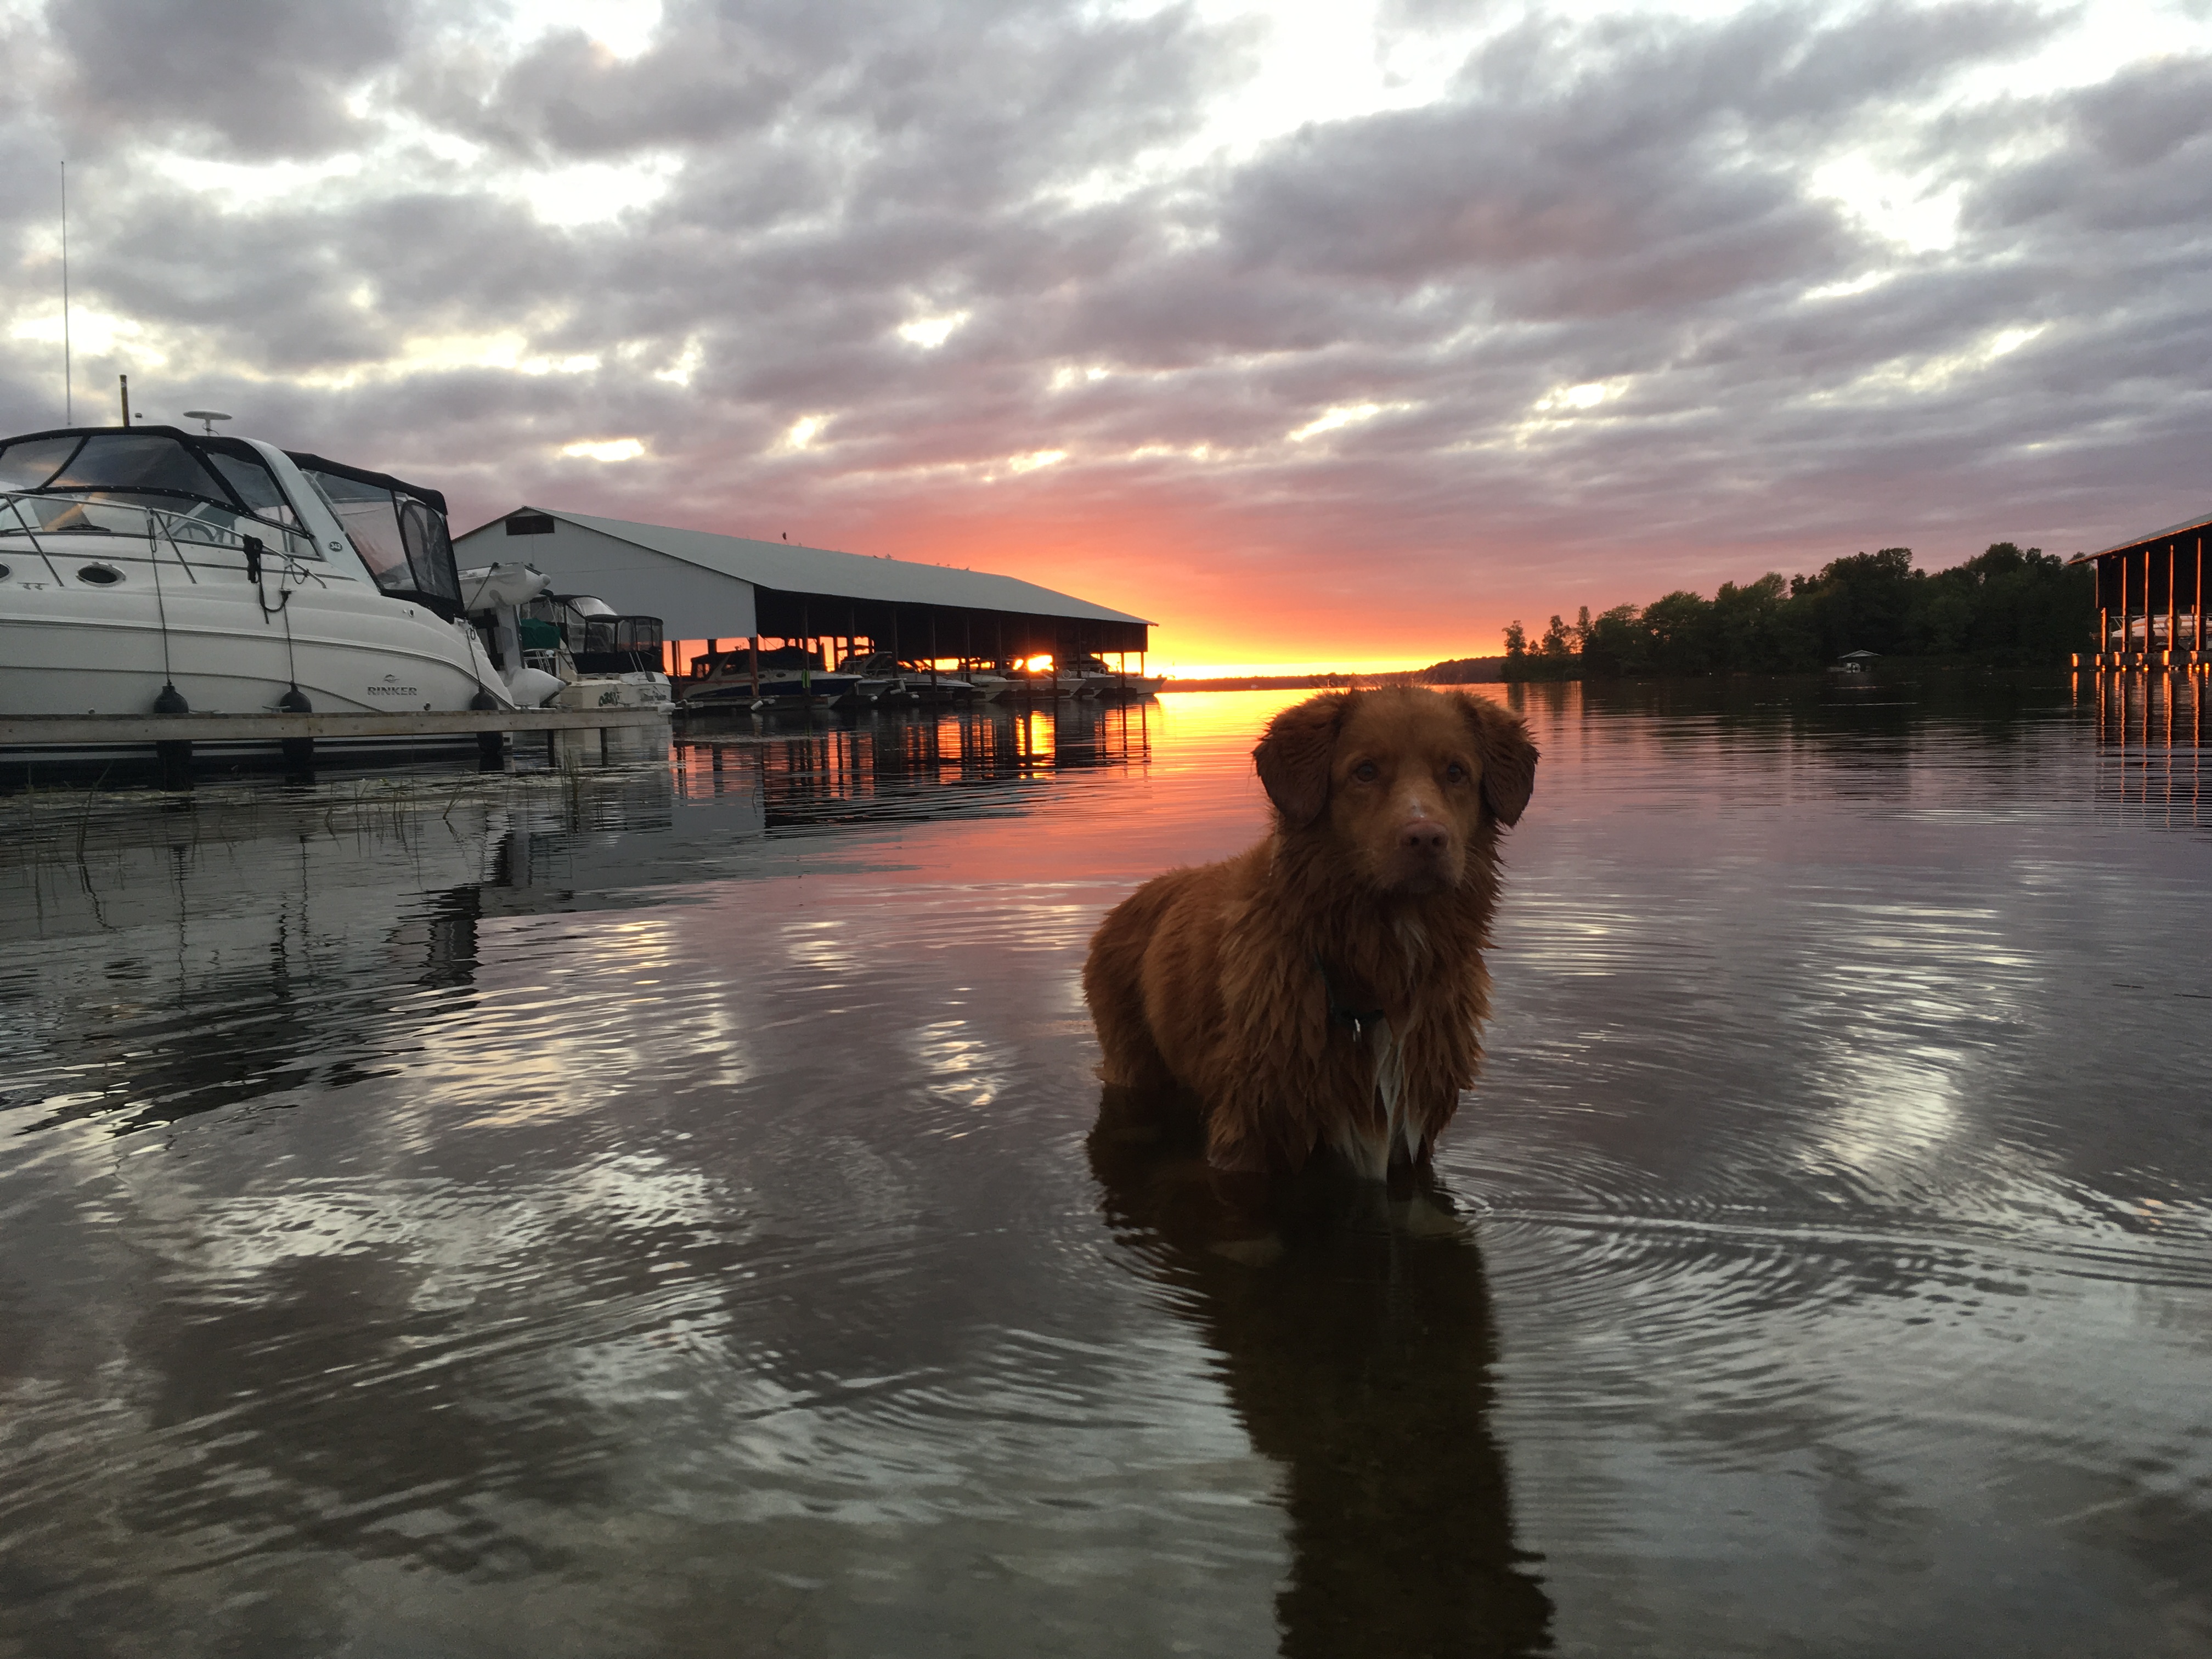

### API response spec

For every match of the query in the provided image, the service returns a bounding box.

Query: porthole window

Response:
[0,563,10,580]
[78,563,124,585]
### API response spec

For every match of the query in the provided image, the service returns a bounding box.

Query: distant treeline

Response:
[1491,545,2093,681]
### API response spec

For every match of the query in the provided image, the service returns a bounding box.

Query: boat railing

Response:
[0,486,325,571]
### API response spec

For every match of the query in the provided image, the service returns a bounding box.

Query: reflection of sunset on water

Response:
[4,675,2212,1655]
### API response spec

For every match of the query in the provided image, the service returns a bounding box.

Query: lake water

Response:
[3,675,2209,1658]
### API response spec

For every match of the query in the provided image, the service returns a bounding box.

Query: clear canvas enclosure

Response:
[294,459,464,618]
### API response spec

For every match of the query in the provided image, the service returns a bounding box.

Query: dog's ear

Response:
[1254,692,1351,829]
[1459,694,1538,827]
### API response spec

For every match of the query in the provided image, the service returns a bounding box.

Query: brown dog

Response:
[1083,686,1537,1177]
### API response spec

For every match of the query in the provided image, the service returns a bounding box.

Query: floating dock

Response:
[1,706,670,786]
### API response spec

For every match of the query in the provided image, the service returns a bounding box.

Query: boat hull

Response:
[0,535,502,718]
[1081,674,1165,697]
[680,672,863,709]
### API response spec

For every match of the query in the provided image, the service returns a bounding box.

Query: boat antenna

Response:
[183,410,232,435]
[59,160,71,425]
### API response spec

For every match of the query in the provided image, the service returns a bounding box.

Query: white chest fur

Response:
[1330,1018,1415,1181]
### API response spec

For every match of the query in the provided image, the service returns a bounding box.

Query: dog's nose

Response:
[1400,819,1449,854]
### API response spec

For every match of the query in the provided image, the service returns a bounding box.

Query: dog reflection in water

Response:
[1088,1084,1554,1659]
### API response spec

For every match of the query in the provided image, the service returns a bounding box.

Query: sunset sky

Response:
[3,0,2209,673]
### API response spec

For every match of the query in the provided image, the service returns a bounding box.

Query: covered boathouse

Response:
[452,507,1153,679]
[2073,510,2210,672]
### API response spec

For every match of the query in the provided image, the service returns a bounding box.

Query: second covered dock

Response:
[453,509,1155,691]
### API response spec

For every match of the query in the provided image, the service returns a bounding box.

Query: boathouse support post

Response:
[2169,543,2179,668]
[2141,546,2151,661]
[2124,552,2134,661]
[2126,550,2136,661]
[2123,555,2141,668]
[2114,557,2124,662]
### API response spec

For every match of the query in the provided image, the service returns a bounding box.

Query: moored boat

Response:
[967,657,1083,697]
[838,651,915,706]
[0,425,525,740]
[679,644,861,709]
[955,662,1015,700]
[511,590,674,710]
[893,657,977,704]
[1065,652,1165,697]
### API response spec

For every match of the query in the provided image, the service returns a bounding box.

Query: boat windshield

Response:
[703,646,826,673]
[757,646,828,670]
[290,458,464,619]
[0,428,316,554]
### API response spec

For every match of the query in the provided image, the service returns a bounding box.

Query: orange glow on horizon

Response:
[1147,656,1451,680]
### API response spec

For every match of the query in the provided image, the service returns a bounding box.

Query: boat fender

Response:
[470,689,501,711]
[505,665,566,708]
[154,683,189,714]
[278,686,312,714]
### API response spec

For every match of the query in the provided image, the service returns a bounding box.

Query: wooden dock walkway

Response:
[0,707,672,785]
[0,708,669,746]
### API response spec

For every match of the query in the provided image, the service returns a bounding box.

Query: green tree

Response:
[1642,590,1716,674]
[1793,547,1916,658]
[1485,537,2094,682]
[1581,605,1646,678]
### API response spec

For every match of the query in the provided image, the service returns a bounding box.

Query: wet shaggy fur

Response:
[1083,686,1538,1177]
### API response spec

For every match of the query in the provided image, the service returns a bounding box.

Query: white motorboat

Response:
[505,589,673,710]
[679,645,861,709]
[841,652,977,705]
[1065,652,1165,697]
[953,662,1014,701]
[967,658,1081,697]
[837,651,916,706]
[0,425,529,730]
[898,659,978,704]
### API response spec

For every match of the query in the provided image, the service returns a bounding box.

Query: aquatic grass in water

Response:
[0,681,2208,1656]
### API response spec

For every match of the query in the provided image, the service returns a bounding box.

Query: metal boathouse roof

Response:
[453,507,1151,657]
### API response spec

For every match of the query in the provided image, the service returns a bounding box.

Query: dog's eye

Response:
[1444,763,1468,783]
[1352,761,1380,783]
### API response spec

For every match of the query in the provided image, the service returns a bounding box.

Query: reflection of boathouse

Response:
[2074,511,2209,672]
[676,700,1154,830]
[454,508,1152,678]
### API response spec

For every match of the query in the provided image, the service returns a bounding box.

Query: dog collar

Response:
[1312,954,1385,1040]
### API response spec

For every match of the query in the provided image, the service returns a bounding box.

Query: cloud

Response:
[2,0,2209,665]
[49,0,414,159]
